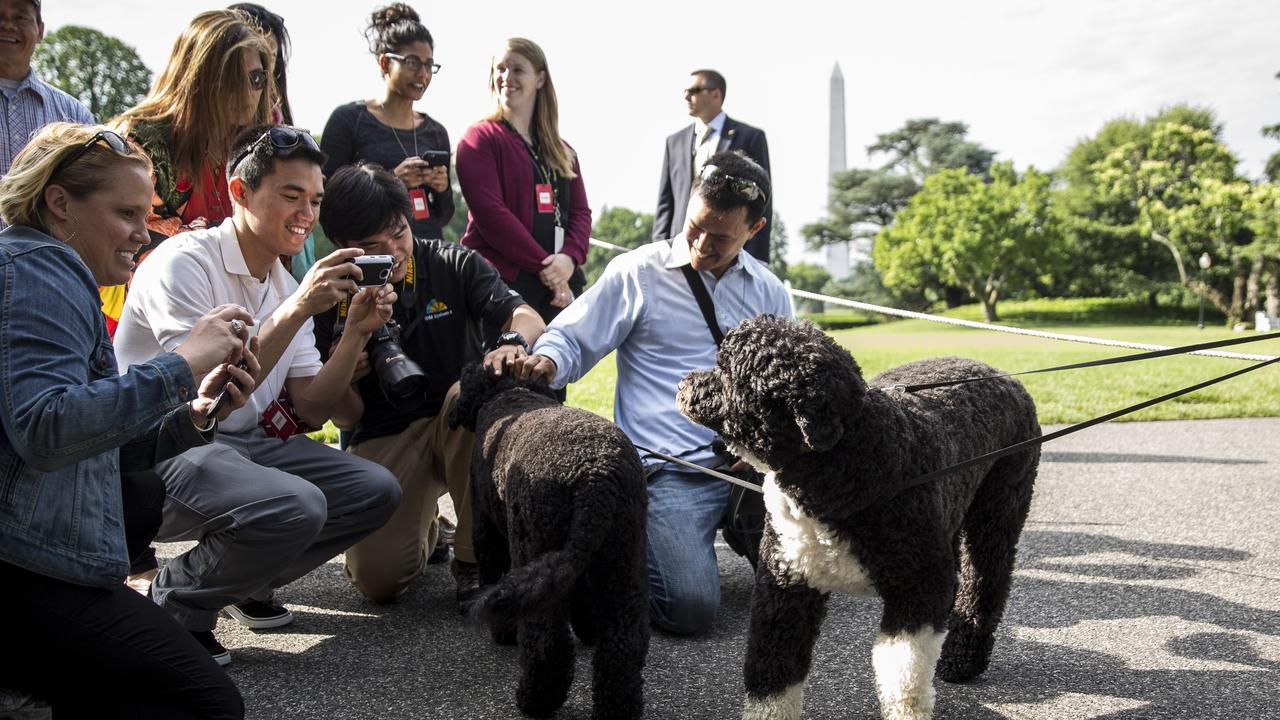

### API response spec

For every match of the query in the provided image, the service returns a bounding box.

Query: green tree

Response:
[867,118,996,181]
[584,206,652,286]
[769,212,788,280]
[1264,70,1280,182]
[874,162,1059,322]
[786,262,831,312]
[33,26,150,121]
[1093,121,1246,322]
[443,184,469,244]
[1055,104,1222,300]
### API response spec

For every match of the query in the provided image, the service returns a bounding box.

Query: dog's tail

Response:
[469,472,624,623]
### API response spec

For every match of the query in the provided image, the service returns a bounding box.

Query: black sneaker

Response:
[452,559,480,614]
[190,630,231,667]
[224,597,294,629]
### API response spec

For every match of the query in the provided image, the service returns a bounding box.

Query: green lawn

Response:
[564,319,1280,426]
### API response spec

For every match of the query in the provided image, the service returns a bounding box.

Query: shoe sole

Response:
[224,605,294,630]
[210,649,231,667]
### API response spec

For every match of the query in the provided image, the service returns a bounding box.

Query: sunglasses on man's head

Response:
[699,164,766,203]
[228,126,320,176]
[53,130,132,176]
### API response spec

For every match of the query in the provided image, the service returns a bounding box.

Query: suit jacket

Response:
[653,115,772,262]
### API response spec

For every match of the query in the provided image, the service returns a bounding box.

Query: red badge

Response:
[410,188,430,220]
[260,399,300,442]
[536,183,555,213]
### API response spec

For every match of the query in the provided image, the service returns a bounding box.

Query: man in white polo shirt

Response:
[114,125,401,665]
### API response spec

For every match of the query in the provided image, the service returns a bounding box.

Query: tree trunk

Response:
[1267,261,1280,320]
[1229,255,1248,327]
[943,285,966,308]
[1246,254,1263,322]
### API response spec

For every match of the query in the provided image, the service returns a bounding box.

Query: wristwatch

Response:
[490,330,528,353]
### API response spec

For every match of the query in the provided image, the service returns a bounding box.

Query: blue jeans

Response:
[646,468,731,635]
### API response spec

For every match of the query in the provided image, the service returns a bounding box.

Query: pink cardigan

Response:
[456,120,592,281]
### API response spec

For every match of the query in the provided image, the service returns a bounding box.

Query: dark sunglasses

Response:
[53,130,132,176]
[385,52,442,75]
[228,126,320,176]
[684,86,712,97]
[699,164,766,203]
[248,68,268,91]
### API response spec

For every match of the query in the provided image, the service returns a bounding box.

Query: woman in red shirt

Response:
[456,37,591,326]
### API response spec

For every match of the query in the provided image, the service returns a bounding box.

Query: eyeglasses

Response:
[684,86,712,97]
[248,68,267,91]
[385,52,442,75]
[698,164,767,203]
[53,130,132,177]
[227,126,320,176]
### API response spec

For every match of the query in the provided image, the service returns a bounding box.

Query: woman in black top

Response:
[320,3,452,240]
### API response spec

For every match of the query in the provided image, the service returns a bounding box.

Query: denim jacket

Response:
[0,226,209,588]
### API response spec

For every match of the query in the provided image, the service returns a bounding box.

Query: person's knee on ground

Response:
[649,573,720,635]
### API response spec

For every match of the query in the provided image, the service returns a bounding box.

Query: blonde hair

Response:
[487,37,576,179]
[114,10,273,182]
[0,123,153,230]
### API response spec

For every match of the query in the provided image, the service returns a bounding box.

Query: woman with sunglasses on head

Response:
[456,37,591,338]
[321,4,453,242]
[0,123,260,719]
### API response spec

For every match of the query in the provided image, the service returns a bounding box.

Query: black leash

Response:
[890,330,1280,394]
[636,353,1280,498]
[900,354,1280,489]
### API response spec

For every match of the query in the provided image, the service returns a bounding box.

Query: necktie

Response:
[692,124,715,183]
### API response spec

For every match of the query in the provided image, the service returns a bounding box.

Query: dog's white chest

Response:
[763,474,877,596]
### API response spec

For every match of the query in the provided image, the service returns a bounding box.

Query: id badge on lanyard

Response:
[536,184,564,251]
[410,188,430,220]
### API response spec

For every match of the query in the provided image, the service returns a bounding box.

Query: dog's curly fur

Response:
[678,316,1040,720]
[450,364,650,720]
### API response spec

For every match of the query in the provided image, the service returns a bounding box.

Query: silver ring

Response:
[229,319,245,336]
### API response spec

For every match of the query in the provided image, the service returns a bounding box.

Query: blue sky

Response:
[48,0,1280,263]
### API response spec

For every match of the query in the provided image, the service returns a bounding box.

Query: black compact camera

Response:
[367,320,425,399]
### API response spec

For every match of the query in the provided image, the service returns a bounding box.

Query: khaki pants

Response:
[344,382,475,603]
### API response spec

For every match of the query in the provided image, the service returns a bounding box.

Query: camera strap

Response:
[334,255,423,339]
[681,265,724,346]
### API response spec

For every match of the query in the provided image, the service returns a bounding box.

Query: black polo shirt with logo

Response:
[313,238,525,445]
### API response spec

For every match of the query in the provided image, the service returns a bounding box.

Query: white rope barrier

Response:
[587,238,1276,362]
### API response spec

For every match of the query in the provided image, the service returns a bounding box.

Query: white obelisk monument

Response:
[826,63,850,280]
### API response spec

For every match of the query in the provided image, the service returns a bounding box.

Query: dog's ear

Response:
[787,325,867,453]
[448,363,490,430]
[788,384,844,452]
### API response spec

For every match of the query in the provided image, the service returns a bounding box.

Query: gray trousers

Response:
[149,428,401,631]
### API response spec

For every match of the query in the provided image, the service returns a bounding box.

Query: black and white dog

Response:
[677,316,1040,720]
[450,364,650,720]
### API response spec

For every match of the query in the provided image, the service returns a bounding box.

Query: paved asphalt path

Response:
[184,418,1279,719]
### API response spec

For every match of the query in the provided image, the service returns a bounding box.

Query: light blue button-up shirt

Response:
[0,69,94,176]
[534,236,793,469]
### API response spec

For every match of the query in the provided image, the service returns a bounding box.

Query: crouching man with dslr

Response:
[313,162,545,607]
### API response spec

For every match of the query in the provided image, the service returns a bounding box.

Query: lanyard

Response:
[502,119,562,225]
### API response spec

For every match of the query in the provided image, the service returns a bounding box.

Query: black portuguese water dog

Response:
[450,364,649,720]
[677,316,1039,720]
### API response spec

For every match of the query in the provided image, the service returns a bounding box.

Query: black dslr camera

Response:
[367,320,426,400]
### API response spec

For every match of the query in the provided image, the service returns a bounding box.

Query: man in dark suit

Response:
[654,69,772,262]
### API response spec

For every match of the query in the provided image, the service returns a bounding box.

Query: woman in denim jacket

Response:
[0,123,261,719]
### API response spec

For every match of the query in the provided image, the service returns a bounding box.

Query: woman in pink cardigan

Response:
[456,37,591,327]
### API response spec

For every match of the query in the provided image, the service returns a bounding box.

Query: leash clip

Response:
[890,384,909,393]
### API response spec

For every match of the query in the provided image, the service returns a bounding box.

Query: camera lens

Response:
[369,321,426,399]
